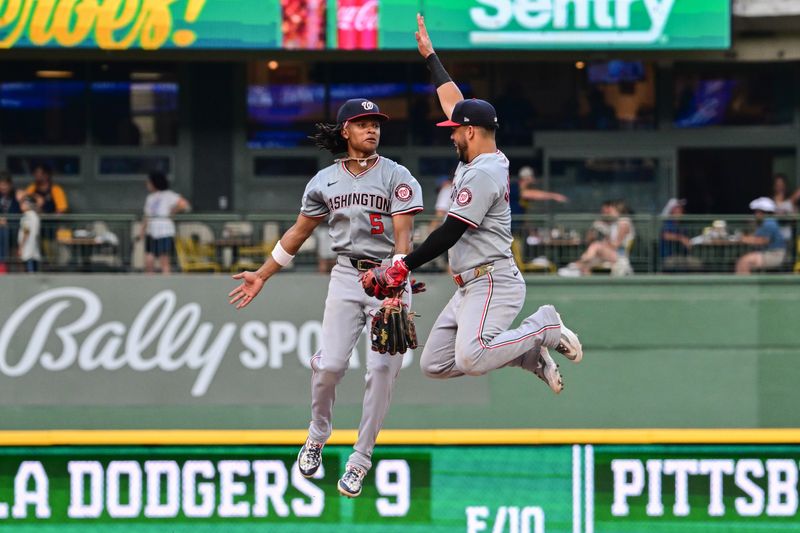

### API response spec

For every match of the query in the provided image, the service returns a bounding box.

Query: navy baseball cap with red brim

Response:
[337,98,389,124]
[436,99,499,129]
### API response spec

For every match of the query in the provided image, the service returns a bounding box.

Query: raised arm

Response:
[228,213,323,309]
[416,13,462,119]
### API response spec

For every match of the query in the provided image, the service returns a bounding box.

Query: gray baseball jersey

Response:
[446,150,513,273]
[301,157,423,259]
[300,156,422,474]
[419,149,565,391]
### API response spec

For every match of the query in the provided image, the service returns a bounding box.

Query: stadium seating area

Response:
[0,212,796,275]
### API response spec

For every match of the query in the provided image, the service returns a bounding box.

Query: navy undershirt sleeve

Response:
[402,216,469,270]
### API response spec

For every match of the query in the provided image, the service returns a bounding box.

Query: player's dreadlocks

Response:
[309,122,347,155]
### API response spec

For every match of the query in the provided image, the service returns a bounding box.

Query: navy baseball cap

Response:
[436,99,499,129]
[337,98,389,124]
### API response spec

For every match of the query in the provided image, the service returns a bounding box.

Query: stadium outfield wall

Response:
[0,274,797,432]
[1,275,798,531]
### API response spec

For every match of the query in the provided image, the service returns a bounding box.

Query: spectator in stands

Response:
[139,171,191,274]
[558,199,635,276]
[17,196,41,273]
[0,172,21,273]
[772,173,799,215]
[513,166,569,210]
[25,163,67,264]
[510,166,568,241]
[771,173,798,242]
[660,198,701,272]
[735,197,786,274]
[508,166,533,218]
[25,163,68,214]
[581,200,615,246]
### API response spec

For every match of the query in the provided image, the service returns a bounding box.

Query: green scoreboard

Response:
[0,444,798,532]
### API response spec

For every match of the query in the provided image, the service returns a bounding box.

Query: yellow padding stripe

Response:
[0,429,799,446]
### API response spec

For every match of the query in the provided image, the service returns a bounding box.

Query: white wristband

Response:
[392,254,406,265]
[271,240,295,267]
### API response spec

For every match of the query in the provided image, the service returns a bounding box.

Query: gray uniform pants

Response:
[420,264,561,378]
[308,258,409,472]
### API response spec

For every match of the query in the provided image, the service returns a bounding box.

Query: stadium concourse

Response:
[0,1,800,532]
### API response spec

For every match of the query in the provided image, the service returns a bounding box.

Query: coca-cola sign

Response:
[337,0,378,31]
[336,0,378,49]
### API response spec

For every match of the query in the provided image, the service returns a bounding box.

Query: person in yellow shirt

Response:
[25,163,67,268]
[25,164,68,214]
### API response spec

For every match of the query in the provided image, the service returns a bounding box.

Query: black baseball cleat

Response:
[297,438,324,478]
[338,464,367,498]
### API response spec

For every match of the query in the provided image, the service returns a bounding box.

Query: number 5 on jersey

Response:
[370,213,385,235]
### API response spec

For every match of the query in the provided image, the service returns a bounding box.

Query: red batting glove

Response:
[361,259,410,299]
[385,259,410,285]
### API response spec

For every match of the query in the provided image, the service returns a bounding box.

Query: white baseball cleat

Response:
[297,438,324,478]
[338,464,367,498]
[533,347,563,395]
[555,312,583,363]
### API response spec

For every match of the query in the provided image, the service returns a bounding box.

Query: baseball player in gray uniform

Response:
[362,14,583,392]
[228,98,423,498]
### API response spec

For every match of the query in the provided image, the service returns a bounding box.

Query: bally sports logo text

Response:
[0,287,415,398]
[469,0,676,45]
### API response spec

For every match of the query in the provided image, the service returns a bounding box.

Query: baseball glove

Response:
[370,296,418,355]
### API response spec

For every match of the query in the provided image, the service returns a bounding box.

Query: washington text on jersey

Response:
[326,193,391,213]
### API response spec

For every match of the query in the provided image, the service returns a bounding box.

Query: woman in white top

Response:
[772,174,799,215]
[140,171,190,274]
[17,196,41,272]
[559,199,635,276]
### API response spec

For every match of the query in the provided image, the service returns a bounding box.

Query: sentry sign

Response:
[471,0,676,44]
[422,0,731,50]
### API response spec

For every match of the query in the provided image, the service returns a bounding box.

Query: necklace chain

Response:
[335,153,379,168]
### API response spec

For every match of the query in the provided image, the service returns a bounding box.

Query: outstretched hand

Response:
[228,271,265,309]
[415,12,434,58]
